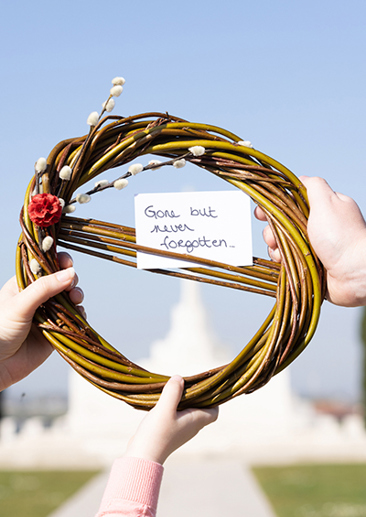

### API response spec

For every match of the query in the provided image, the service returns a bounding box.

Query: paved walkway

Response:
[48,458,276,517]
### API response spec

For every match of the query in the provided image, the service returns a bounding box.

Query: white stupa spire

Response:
[65,277,297,462]
[141,279,230,376]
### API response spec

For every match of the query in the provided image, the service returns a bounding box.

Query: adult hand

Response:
[255,176,366,307]
[0,252,84,390]
[125,375,219,464]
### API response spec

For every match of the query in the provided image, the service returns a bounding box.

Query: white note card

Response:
[135,190,253,269]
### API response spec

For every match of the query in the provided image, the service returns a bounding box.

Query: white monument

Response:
[64,279,298,463]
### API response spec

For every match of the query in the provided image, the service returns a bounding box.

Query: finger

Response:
[254,206,267,221]
[268,246,282,263]
[58,252,74,269]
[179,406,219,431]
[263,224,277,249]
[68,286,84,305]
[76,305,87,320]
[15,268,76,320]
[157,375,184,411]
[65,272,79,291]
[206,406,219,424]
[189,407,219,426]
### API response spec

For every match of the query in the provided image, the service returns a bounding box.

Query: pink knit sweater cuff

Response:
[98,456,164,512]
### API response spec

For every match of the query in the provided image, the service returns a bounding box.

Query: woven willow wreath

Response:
[17,78,326,410]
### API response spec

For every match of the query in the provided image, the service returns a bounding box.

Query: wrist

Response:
[123,451,163,465]
[124,442,166,465]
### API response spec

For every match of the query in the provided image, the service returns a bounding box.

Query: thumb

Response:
[157,375,185,411]
[15,268,76,320]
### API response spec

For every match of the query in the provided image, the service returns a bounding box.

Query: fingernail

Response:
[73,287,84,302]
[170,375,183,382]
[55,267,75,283]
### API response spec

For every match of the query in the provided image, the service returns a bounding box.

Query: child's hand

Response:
[125,375,219,464]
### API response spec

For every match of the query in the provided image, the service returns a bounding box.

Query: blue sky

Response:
[1,0,366,403]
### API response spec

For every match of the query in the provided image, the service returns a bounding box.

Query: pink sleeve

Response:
[95,456,164,517]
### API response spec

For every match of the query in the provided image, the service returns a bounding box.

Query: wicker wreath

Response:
[17,79,326,410]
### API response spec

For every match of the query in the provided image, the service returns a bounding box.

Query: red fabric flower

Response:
[28,193,62,228]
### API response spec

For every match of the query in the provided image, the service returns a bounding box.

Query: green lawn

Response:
[0,470,99,517]
[252,463,366,517]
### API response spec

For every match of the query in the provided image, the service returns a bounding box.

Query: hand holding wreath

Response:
[0,253,83,390]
